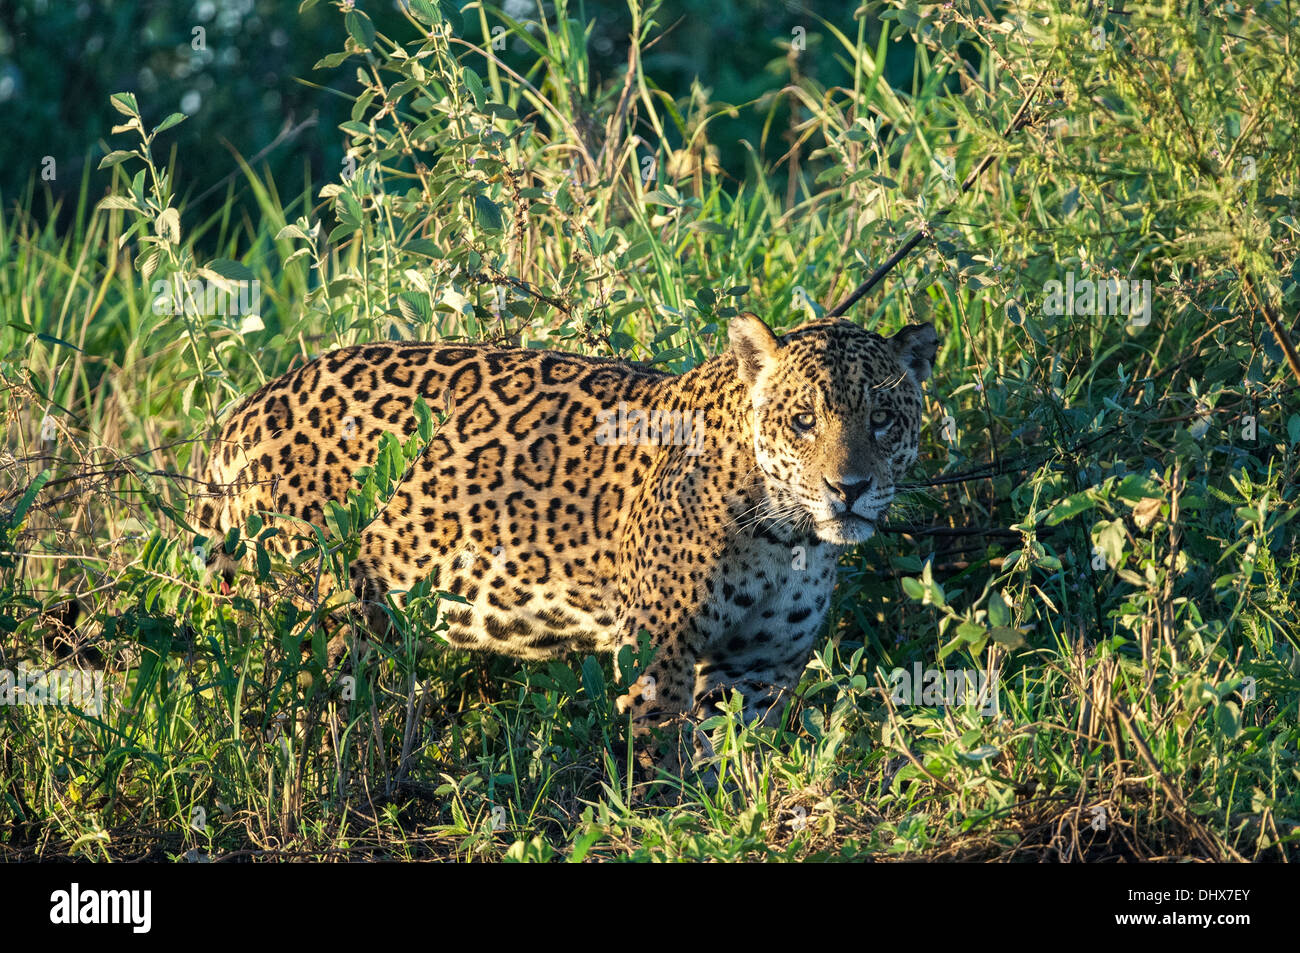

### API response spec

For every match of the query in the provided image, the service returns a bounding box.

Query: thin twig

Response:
[1243,273,1300,387]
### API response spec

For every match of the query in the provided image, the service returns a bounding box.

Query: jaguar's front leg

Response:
[614,623,701,778]
[691,623,821,736]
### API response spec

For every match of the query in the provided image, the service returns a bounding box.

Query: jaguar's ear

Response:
[729,312,781,385]
[889,322,939,385]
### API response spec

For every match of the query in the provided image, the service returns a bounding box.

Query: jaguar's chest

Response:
[692,531,839,651]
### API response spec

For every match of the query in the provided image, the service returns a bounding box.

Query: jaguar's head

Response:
[730,312,938,545]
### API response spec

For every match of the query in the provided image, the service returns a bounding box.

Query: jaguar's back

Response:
[197,341,690,658]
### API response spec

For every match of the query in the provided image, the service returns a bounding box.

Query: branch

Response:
[1242,273,1300,388]
[829,70,1052,318]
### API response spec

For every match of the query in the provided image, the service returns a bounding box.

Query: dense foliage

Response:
[1,0,1297,861]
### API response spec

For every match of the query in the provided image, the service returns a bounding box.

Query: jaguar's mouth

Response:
[815,513,878,545]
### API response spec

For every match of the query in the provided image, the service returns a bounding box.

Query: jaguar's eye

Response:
[792,412,817,433]
[870,410,894,430]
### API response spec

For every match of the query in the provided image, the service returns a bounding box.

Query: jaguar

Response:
[195,313,938,760]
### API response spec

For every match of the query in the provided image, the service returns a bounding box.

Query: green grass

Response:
[1,0,1298,862]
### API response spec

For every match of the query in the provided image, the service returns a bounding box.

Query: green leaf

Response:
[463,69,485,108]
[580,655,605,702]
[97,195,138,212]
[608,331,637,352]
[987,589,1011,628]
[1045,490,1096,525]
[1115,473,1163,502]
[205,258,254,281]
[1215,701,1240,740]
[1092,519,1126,570]
[413,395,435,442]
[110,92,139,117]
[473,194,503,230]
[642,189,679,207]
[568,827,601,863]
[403,238,443,259]
[152,112,187,136]
[801,708,825,739]
[314,51,352,69]
[98,150,136,170]
[346,10,376,49]
[437,0,464,32]
[937,634,965,662]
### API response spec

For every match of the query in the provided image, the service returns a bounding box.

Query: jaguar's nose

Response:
[825,476,872,509]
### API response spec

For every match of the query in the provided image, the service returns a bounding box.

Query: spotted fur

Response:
[196,314,938,744]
